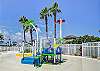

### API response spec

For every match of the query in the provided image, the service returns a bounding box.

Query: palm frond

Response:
[49,2,61,14]
[40,7,49,19]
[19,16,28,26]
[57,9,61,13]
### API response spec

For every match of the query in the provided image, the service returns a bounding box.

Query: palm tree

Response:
[49,2,61,38]
[0,33,4,40]
[40,7,50,39]
[25,19,36,45]
[19,16,28,43]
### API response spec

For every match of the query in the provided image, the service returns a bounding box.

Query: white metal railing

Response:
[0,42,100,59]
[62,42,100,59]
[82,42,100,58]
[62,44,82,56]
[0,46,19,52]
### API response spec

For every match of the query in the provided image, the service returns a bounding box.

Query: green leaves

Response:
[49,2,61,14]
[40,3,61,19]
[25,19,34,26]
[19,16,28,26]
[64,35,100,44]
[40,7,49,19]
[19,16,36,31]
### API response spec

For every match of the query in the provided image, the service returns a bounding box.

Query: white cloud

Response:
[12,31,36,43]
[0,26,10,40]
[12,32,23,42]
[0,25,39,43]
[15,32,22,36]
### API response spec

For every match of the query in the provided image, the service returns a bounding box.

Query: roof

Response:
[64,35,78,39]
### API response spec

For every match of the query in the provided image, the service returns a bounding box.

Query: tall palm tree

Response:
[40,7,50,39]
[19,16,28,43]
[49,2,61,38]
[19,16,28,58]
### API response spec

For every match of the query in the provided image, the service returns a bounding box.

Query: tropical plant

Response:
[19,16,36,45]
[64,35,100,44]
[49,2,61,38]
[25,19,37,45]
[40,7,50,39]
[19,16,32,58]
[19,16,28,43]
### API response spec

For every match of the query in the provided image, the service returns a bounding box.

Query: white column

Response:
[34,40,36,56]
[32,42,34,55]
[53,38,56,63]
[82,43,84,57]
[68,44,70,55]
[40,38,42,54]
[59,21,62,61]
[90,46,91,58]
[60,23,62,38]
[36,30,38,53]
[98,47,99,58]
[74,45,76,55]
[88,47,90,57]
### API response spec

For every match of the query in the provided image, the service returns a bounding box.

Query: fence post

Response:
[74,44,76,55]
[68,44,70,55]
[98,46,99,58]
[82,43,84,57]
[90,46,91,58]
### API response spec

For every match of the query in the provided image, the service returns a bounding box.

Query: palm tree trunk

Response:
[54,12,56,38]
[30,28,33,45]
[23,26,26,58]
[45,15,48,39]
[23,27,26,43]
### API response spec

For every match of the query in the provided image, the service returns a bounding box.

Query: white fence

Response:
[62,42,100,58]
[0,46,19,52]
[1,41,100,58]
[82,42,100,58]
[62,44,82,56]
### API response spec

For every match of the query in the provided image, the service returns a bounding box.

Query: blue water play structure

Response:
[20,17,65,67]
[21,40,63,67]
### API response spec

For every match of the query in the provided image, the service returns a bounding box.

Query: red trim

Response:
[57,19,65,24]
[54,20,56,24]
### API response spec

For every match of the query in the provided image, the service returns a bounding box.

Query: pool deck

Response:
[0,52,100,71]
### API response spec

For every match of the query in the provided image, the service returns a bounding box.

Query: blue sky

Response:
[0,0,100,38]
